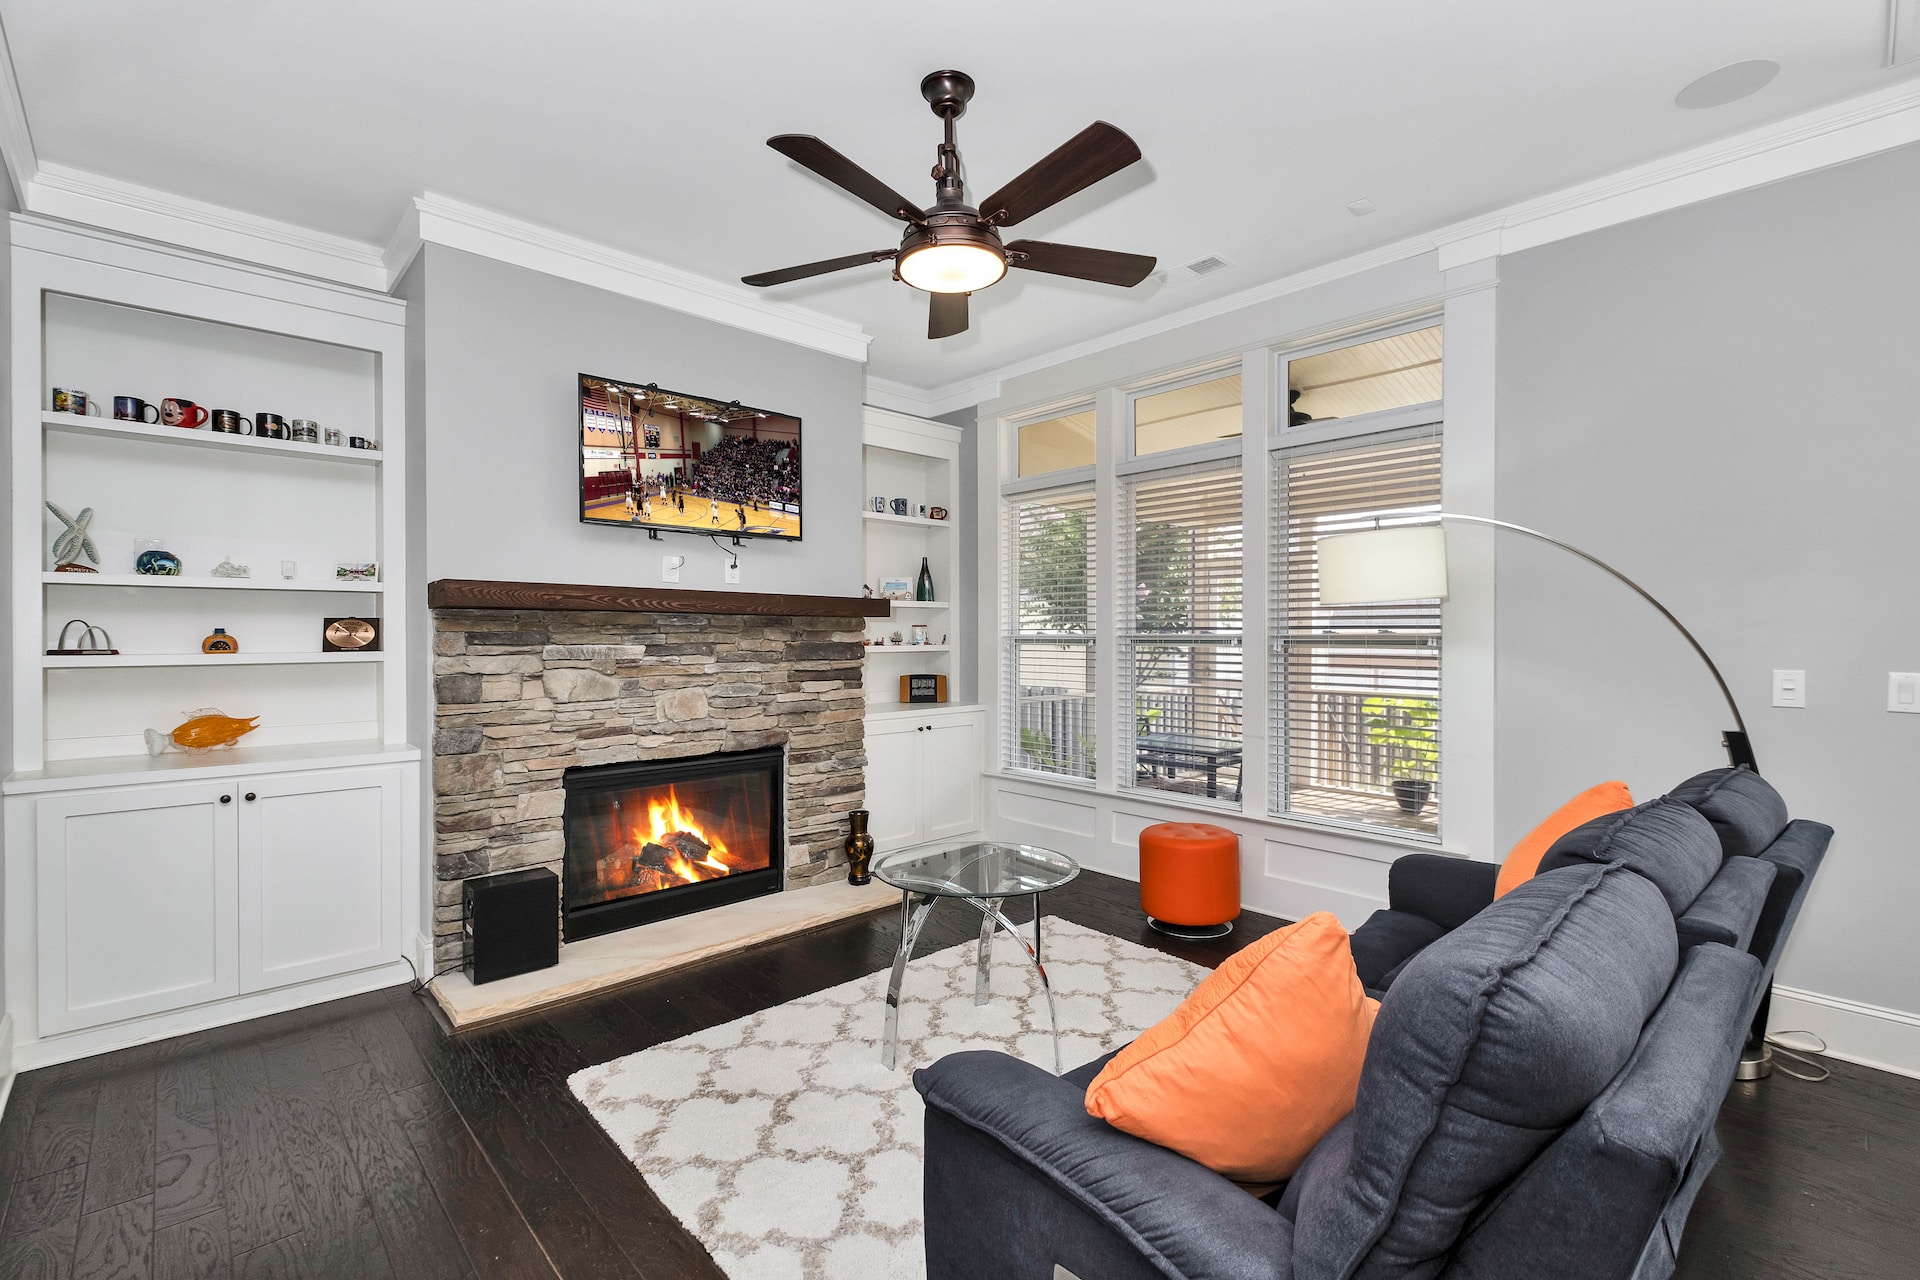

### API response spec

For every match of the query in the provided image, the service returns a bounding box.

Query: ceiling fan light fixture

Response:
[897,241,1007,294]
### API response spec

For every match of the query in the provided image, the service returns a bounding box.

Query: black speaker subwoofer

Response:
[463,868,560,985]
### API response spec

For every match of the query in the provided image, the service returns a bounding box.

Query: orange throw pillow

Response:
[1084,912,1378,1188]
[1494,780,1634,898]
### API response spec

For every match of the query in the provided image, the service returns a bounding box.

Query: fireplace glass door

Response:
[562,746,783,939]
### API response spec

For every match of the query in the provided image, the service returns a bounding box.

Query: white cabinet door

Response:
[863,721,924,850]
[921,718,984,842]
[35,782,240,1035]
[237,766,402,992]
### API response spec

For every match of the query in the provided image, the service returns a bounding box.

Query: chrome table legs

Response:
[882,890,1061,1075]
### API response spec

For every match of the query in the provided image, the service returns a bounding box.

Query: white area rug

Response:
[569,916,1208,1280]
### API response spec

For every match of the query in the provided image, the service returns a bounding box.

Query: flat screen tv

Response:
[579,373,802,541]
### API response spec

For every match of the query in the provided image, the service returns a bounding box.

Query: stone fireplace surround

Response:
[428,579,889,975]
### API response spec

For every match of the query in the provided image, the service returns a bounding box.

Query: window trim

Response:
[1124,361,1245,465]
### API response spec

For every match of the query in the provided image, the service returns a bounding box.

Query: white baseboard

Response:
[1770,985,1920,1080]
[0,1013,15,1120]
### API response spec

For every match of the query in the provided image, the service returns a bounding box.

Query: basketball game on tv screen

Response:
[578,374,801,541]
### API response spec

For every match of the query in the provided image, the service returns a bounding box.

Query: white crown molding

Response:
[25,163,391,288]
[906,74,1920,412]
[406,193,871,363]
[1435,73,1920,269]
[862,376,936,417]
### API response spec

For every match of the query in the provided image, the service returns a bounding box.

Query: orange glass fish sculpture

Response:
[144,708,260,756]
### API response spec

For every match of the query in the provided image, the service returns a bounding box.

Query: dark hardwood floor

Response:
[0,869,1911,1278]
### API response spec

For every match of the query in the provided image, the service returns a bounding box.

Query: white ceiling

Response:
[3,2,1912,391]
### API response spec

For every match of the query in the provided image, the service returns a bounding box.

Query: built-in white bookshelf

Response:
[861,407,967,708]
[7,216,411,772]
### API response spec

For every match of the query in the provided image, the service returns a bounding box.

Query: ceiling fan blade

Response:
[767,135,925,222]
[979,122,1142,228]
[928,291,970,339]
[742,249,896,288]
[1007,240,1157,287]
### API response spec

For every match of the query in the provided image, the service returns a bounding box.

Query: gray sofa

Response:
[913,769,1826,1280]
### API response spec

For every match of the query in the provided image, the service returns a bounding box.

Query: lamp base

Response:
[1734,1043,1773,1082]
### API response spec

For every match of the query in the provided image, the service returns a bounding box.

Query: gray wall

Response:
[1495,143,1920,1018]
[415,245,866,594]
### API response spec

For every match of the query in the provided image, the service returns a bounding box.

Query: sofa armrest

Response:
[1750,819,1832,975]
[1674,855,1775,951]
[915,1051,1293,1280]
[1387,853,1499,930]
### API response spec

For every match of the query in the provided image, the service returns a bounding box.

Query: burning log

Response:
[661,830,712,862]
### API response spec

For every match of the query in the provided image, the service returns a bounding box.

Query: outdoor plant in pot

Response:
[1363,696,1438,813]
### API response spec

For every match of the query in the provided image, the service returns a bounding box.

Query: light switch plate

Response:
[1890,673,1920,713]
[1771,669,1806,709]
[724,558,741,584]
[662,554,682,584]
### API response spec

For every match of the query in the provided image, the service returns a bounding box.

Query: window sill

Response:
[985,769,1477,865]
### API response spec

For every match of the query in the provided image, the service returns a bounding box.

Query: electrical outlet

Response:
[1891,673,1920,713]
[724,558,741,584]
[662,554,682,584]
[1771,669,1806,709]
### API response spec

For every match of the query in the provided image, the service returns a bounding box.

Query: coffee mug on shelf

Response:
[890,497,910,516]
[114,396,160,423]
[348,436,370,449]
[161,398,209,429]
[254,412,287,440]
[209,409,252,435]
[928,506,949,521]
[289,419,319,443]
[323,427,343,447]
[871,496,886,512]
[52,388,100,415]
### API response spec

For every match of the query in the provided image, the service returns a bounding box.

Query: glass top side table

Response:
[873,842,1080,1072]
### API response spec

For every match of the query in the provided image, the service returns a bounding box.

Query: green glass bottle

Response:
[915,556,935,602]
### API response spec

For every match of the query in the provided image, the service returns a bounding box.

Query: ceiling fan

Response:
[742,70,1156,339]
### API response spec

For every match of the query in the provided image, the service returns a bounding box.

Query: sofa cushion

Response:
[1667,765,1790,858]
[1287,863,1678,1280]
[1536,798,1722,915]
[1443,942,1760,1280]
[1349,909,1448,993]
[1085,912,1378,1187]
[1496,780,1634,898]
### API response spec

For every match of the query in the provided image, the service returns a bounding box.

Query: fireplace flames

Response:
[601,784,759,897]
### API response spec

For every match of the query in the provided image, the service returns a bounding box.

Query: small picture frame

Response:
[335,561,379,582]
[880,577,913,600]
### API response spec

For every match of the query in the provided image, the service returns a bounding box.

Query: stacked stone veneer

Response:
[430,608,866,970]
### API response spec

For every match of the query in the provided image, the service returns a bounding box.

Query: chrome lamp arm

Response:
[1426,512,1755,773]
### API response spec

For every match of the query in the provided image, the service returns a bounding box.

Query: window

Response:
[1132,371,1242,457]
[1005,485,1097,780]
[1272,426,1442,835]
[1288,325,1442,424]
[1120,462,1243,804]
[1017,409,1096,477]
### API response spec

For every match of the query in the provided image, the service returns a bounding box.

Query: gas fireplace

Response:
[562,746,784,941]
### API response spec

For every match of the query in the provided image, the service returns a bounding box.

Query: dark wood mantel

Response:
[427,578,890,618]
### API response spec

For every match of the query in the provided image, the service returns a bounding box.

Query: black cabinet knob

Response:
[245,792,257,802]
[220,794,232,804]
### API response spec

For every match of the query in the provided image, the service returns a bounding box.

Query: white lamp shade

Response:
[1316,525,1449,604]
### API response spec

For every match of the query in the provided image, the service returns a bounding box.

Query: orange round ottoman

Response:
[1139,822,1241,939]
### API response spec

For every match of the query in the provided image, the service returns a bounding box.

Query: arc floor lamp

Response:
[1315,513,1756,772]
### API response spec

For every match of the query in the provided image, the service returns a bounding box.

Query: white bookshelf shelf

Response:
[43,573,384,593]
[885,600,949,610]
[865,645,951,655]
[42,651,384,669]
[862,511,955,530]
[43,412,383,465]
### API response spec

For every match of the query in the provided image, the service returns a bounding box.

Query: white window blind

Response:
[1005,485,1097,780]
[1272,426,1442,836]
[1120,462,1244,804]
